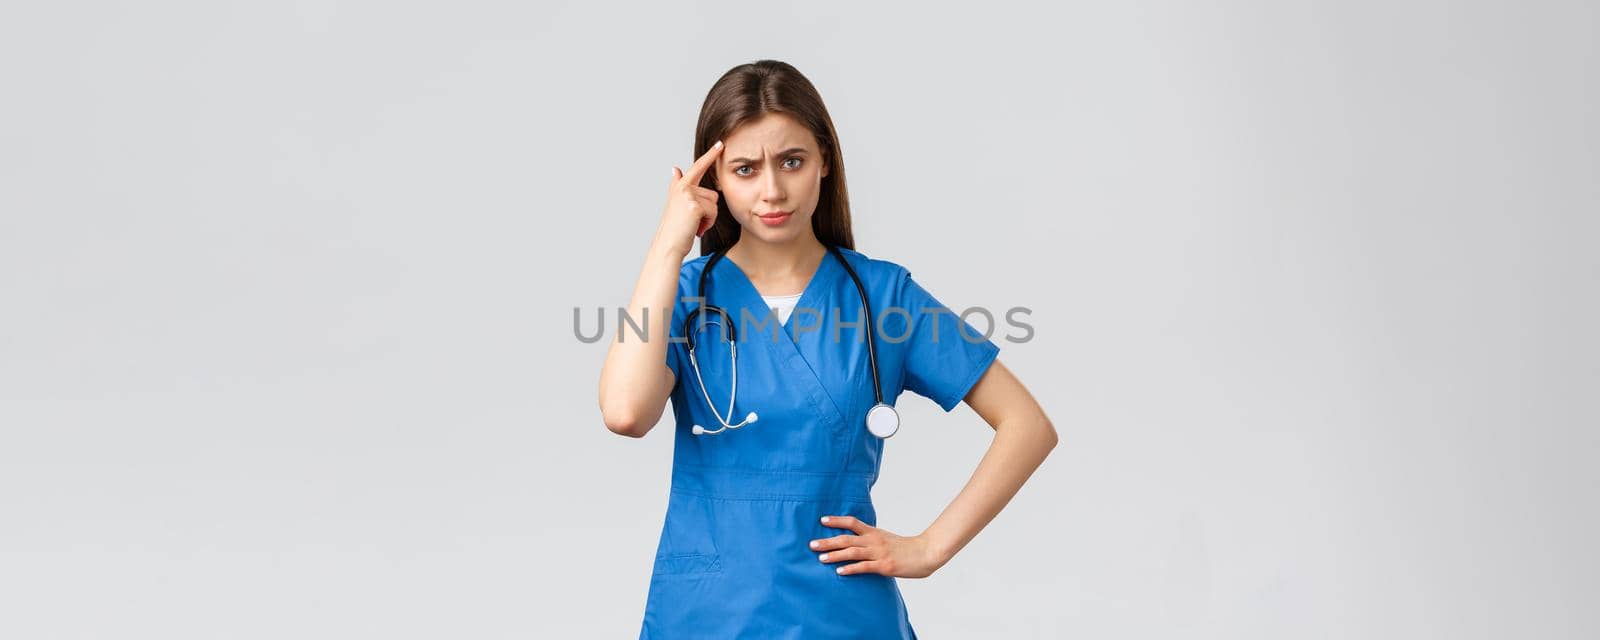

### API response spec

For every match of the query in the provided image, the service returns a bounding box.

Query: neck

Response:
[725,233,827,282]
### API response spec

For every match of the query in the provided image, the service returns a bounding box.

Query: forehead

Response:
[722,112,818,157]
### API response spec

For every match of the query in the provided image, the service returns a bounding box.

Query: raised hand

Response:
[655,140,725,257]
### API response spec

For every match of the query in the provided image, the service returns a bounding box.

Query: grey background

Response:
[2,1,1595,638]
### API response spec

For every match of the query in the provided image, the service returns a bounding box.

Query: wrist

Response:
[647,232,691,264]
[919,530,958,567]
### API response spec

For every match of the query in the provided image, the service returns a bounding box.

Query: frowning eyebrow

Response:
[726,147,809,165]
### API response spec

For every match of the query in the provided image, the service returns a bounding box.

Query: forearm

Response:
[598,235,686,431]
[919,414,1058,565]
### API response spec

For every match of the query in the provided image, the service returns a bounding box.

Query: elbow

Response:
[601,404,651,438]
[1039,416,1060,451]
[599,382,648,438]
[602,410,643,438]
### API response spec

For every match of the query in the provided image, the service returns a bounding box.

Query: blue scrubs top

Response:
[641,246,1001,639]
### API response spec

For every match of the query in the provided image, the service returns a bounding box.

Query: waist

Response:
[670,464,877,501]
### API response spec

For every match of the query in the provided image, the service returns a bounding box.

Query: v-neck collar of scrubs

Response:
[714,248,838,341]
[707,248,852,463]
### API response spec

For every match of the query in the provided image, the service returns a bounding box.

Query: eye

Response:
[732,157,802,177]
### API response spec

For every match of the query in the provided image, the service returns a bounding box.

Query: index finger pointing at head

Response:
[682,140,724,185]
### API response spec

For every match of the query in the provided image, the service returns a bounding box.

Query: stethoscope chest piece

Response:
[865,402,900,439]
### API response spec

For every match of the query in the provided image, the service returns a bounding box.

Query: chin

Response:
[748,227,806,243]
[741,217,809,242]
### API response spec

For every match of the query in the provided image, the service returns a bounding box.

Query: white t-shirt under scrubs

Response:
[760,292,804,326]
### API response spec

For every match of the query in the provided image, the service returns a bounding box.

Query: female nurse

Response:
[598,59,1058,639]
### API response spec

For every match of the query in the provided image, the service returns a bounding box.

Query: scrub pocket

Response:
[652,552,722,577]
[653,491,724,578]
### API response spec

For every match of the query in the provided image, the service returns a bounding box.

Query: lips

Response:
[758,210,792,218]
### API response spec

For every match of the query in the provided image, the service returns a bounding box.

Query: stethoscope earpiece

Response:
[686,246,897,439]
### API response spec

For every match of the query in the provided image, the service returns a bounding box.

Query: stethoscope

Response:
[684,244,900,439]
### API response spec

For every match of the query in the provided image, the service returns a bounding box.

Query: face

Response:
[711,112,829,245]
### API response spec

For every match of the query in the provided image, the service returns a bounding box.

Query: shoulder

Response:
[665,254,715,329]
[673,253,714,294]
[838,248,967,314]
[677,252,713,278]
[831,246,913,286]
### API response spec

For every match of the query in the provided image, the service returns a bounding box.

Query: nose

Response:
[761,160,785,202]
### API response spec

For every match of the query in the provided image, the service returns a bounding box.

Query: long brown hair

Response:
[692,60,854,257]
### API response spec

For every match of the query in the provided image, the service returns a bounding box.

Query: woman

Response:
[598,59,1057,639]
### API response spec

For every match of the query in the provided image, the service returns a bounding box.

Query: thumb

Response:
[672,166,683,181]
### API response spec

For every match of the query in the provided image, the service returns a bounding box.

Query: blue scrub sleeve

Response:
[897,270,1001,412]
[665,332,682,379]
[664,295,686,383]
